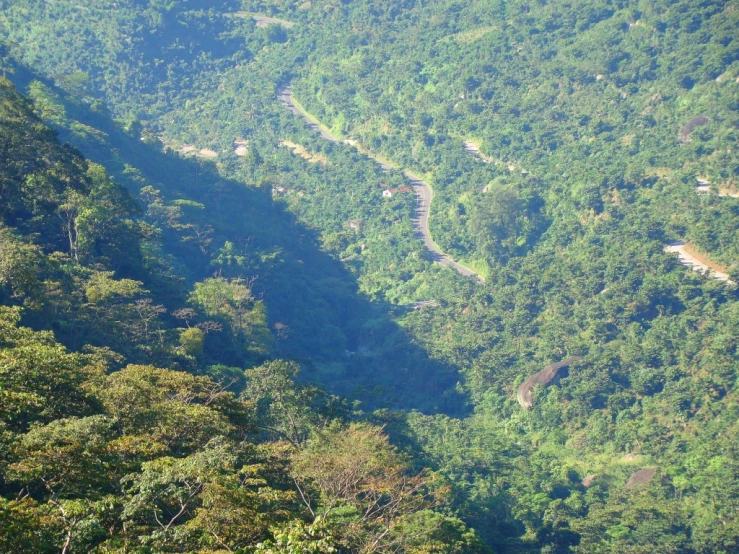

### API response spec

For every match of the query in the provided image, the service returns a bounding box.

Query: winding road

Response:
[664,241,735,284]
[278,85,484,283]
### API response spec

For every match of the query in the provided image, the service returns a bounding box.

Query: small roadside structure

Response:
[464,140,528,174]
[625,468,656,488]
[664,241,734,283]
[232,12,295,28]
[346,219,363,233]
[280,140,328,165]
[696,177,711,194]
[517,356,583,410]
[383,186,412,198]
[464,140,494,164]
[403,300,440,311]
[464,141,482,155]
[252,14,295,28]
[178,144,217,159]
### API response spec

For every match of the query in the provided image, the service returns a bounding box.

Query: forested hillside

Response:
[0,78,484,552]
[293,0,739,271]
[1,0,738,552]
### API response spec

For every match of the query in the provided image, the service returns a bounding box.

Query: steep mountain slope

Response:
[0,0,247,119]
[1,0,739,552]
[294,0,739,271]
[0,77,485,553]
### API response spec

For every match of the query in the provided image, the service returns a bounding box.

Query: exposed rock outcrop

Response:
[581,475,598,487]
[516,356,583,409]
[680,115,709,142]
[625,468,656,488]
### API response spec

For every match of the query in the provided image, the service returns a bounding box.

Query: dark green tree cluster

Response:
[0,78,485,553]
[2,0,739,552]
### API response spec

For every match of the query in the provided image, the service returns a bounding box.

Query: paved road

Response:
[665,240,734,284]
[278,85,339,143]
[278,85,485,283]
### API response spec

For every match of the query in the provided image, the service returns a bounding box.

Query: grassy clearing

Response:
[287,93,341,141]
[442,26,496,44]
[459,257,490,280]
[280,140,329,165]
[232,12,295,28]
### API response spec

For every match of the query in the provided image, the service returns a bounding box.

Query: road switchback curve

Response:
[278,85,484,283]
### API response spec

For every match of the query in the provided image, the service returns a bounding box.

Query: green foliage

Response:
[291,422,451,553]
[0,307,101,431]
[7,415,117,498]
[178,326,204,357]
[189,277,273,361]
[119,437,288,552]
[255,518,338,553]
[0,225,48,308]
[0,72,481,553]
[1,1,739,552]
[88,364,249,453]
[243,360,344,446]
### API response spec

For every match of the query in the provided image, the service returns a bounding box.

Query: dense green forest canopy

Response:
[1,0,738,552]
[0,76,484,553]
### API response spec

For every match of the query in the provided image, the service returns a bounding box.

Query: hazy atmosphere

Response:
[0,0,738,552]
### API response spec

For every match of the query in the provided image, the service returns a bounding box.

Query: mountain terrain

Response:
[1,0,738,552]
